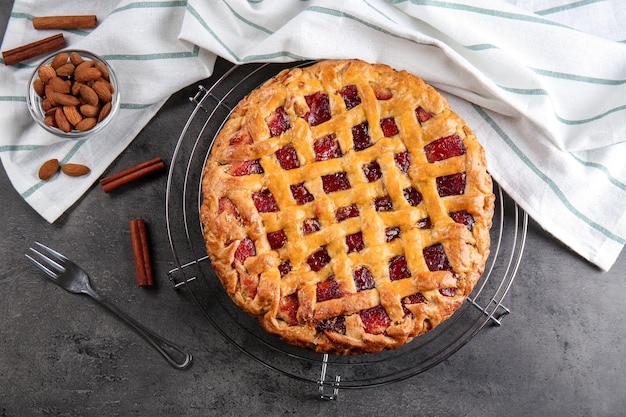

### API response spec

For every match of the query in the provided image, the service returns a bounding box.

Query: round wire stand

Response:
[165,62,528,398]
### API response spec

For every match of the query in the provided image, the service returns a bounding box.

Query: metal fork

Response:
[26,242,192,369]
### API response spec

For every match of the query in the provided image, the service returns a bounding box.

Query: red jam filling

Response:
[266,107,291,137]
[417,218,432,229]
[322,172,351,194]
[450,210,475,230]
[335,204,360,222]
[424,134,467,163]
[402,293,427,316]
[267,230,287,250]
[389,255,411,281]
[374,196,393,212]
[380,117,399,137]
[218,197,241,221]
[363,161,382,182]
[423,243,453,272]
[290,182,314,205]
[436,173,466,197]
[279,293,299,326]
[307,248,331,272]
[252,189,280,212]
[385,227,401,242]
[415,106,433,124]
[360,306,391,334]
[404,293,427,304]
[278,260,291,277]
[339,84,361,110]
[352,122,372,151]
[371,83,393,100]
[439,288,456,297]
[304,92,332,126]
[302,218,321,235]
[227,159,263,176]
[346,231,365,253]
[275,144,300,170]
[316,276,343,302]
[403,186,422,206]
[314,134,343,161]
[353,266,375,291]
[394,151,410,173]
[229,131,253,145]
[317,315,346,334]
[233,237,256,264]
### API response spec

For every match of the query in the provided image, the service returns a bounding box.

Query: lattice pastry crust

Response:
[200,59,494,355]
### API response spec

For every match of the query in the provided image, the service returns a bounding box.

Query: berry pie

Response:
[200,60,494,355]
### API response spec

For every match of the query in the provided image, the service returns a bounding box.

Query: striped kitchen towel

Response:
[1,0,625,271]
[179,0,626,271]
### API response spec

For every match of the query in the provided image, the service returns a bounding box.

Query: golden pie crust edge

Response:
[200,59,495,355]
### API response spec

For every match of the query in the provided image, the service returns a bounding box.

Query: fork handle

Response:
[83,287,192,369]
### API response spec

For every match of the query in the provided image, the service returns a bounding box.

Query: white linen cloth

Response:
[1,0,625,271]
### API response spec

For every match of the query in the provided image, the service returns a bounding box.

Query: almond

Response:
[55,107,72,133]
[44,106,58,117]
[79,104,100,118]
[55,63,75,78]
[74,67,101,83]
[48,76,71,94]
[69,52,84,66]
[61,163,91,177]
[52,92,80,106]
[38,65,57,83]
[38,159,60,180]
[92,81,112,102]
[98,101,112,122]
[79,85,99,107]
[33,79,45,97]
[42,98,55,113]
[63,105,83,127]
[44,85,58,106]
[50,53,69,69]
[43,115,57,128]
[75,117,97,131]
[75,60,95,73]
[101,79,115,93]
[94,61,110,81]
[71,82,83,96]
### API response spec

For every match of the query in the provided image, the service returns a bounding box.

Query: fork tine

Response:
[33,241,69,263]
[25,252,60,280]
[27,243,67,277]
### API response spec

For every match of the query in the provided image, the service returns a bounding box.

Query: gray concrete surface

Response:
[2,3,626,416]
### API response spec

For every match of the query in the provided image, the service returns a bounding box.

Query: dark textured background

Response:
[1,3,625,416]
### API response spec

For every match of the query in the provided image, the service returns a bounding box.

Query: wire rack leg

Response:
[466,297,510,326]
[318,354,341,400]
[166,256,209,289]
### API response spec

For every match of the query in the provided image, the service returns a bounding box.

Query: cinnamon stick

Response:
[100,157,166,193]
[33,15,98,30]
[2,33,65,66]
[130,219,153,287]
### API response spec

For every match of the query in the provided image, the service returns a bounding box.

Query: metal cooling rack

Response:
[165,62,527,400]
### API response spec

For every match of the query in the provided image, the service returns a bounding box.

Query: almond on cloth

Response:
[38,158,59,180]
[61,163,91,177]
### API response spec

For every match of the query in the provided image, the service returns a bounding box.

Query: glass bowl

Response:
[27,50,120,139]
